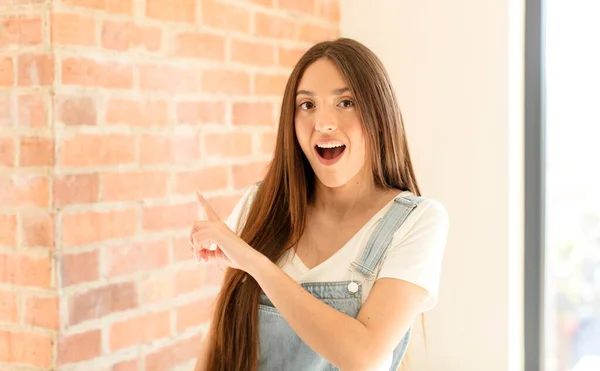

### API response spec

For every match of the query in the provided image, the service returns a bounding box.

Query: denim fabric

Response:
[258,194,424,371]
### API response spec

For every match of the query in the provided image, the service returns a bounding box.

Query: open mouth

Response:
[315,144,346,164]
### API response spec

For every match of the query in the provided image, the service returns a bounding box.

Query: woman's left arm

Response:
[192,193,447,371]
[245,253,427,371]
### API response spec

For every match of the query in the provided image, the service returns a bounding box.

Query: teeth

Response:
[316,143,345,148]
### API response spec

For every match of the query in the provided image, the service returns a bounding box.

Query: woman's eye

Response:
[339,99,355,108]
[299,101,315,110]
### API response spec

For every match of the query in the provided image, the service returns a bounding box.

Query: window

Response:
[526,1,600,370]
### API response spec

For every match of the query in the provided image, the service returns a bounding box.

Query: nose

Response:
[314,108,337,133]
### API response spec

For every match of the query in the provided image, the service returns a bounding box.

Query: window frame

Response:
[524,0,546,370]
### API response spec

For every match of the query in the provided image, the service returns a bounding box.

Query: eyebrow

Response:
[296,87,350,96]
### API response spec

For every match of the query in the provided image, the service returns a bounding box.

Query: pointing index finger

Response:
[196,191,220,222]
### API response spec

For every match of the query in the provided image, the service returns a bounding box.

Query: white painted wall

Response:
[341,1,525,370]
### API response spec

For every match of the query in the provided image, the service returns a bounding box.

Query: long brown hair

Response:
[206,37,422,371]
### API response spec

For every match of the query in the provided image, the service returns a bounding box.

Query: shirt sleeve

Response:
[225,183,260,235]
[377,199,450,312]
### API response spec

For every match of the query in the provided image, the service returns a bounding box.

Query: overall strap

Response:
[351,194,423,277]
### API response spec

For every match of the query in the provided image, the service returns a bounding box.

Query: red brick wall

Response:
[1,0,57,369]
[1,0,339,370]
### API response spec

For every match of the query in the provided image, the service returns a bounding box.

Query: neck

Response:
[311,168,381,219]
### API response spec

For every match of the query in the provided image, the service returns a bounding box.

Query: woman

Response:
[190,38,449,371]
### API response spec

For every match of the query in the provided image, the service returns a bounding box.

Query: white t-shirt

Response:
[226,183,449,312]
[225,183,449,370]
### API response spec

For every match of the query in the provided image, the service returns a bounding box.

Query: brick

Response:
[139,135,199,165]
[102,171,168,202]
[279,0,315,14]
[205,259,226,286]
[145,334,202,371]
[278,45,307,67]
[201,69,250,95]
[259,131,277,155]
[62,0,132,14]
[57,330,101,365]
[110,311,171,351]
[176,298,214,332]
[62,58,133,89]
[0,175,49,208]
[106,239,170,277]
[24,296,58,330]
[0,16,43,46]
[232,162,269,188]
[142,203,197,231]
[0,136,14,166]
[139,64,200,93]
[17,53,54,86]
[55,96,96,126]
[174,167,229,195]
[172,236,195,263]
[0,290,18,322]
[105,98,168,126]
[170,135,201,163]
[20,211,54,248]
[176,101,225,125]
[102,20,161,52]
[62,208,137,247]
[232,102,274,126]
[0,330,52,367]
[231,39,275,66]
[19,136,54,167]
[0,57,14,86]
[172,31,225,60]
[175,268,204,295]
[202,0,250,34]
[243,0,273,5]
[298,22,338,43]
[255,73,288,96]
[0,0,47,4]
[53,173,99,207]
[113,359,138,371]
[18,94,47,127]
[59,133,136,167]
[255,13,297,39]
[68,282,137,325]
[0,253,51,288]
[61,250,99,287]
[146,0,196,22]
[0,96,12,126]
[205,195,242,222]
[51,13,96,45]
[202,132,252,158]
[316,0,340,21]
[138,135,170,165]
[142,275,174,304]
[0,214,17,245]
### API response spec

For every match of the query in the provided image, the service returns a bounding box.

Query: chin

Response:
[315,176,348,188]
[313,169,358,189]
[313,164,366,189]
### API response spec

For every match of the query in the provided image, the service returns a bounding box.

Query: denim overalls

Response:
[258,193,424,371]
